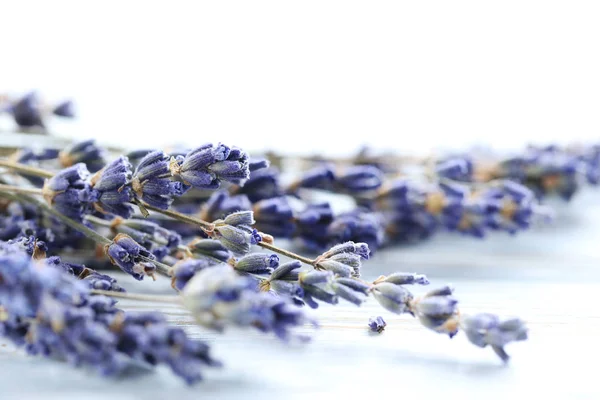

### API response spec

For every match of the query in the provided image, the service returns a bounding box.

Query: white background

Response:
[1,1,599,156]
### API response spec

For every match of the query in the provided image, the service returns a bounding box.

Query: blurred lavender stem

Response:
[0,159,54,178]
[90,289,181,303]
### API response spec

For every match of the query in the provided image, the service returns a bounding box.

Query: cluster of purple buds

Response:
[42,164,93,221]
[408,285,460,338]
[0,250,220,384]
[58,139,106,172]
[232,253,279,275]
[0,92,74,129]
[253,197,296,239]
[105,233,156,280]
[199,191,251,222]
[287,164,384,194]
[370,272,430,314]
[44,255,124,292]
[436,156,474,182]
[108,217,181,261]
[233,161,281,202]
[314,241,370,278]
[495,146,581,201]
[89,157,135,218]
[182,264,311,340]
[169,143,250,189]
[210,211,261,255]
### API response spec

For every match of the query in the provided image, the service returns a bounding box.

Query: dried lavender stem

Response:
[0,159,54,178]
[0,184,45,195]
[90,289,181,303]
[255,241,315,265]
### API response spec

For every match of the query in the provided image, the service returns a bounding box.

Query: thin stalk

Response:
[90,289,181,303]
[0,159,54,178]
[0,184,44,195]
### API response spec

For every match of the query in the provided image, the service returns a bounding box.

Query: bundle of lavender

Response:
[0,101,552,383]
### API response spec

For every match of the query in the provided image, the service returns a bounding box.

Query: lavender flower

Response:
[186,238,232,263]
[314,241,370,278]
[298,270,338,308]
[105,233,156,280]
[233,253,279,274]
[259,261,305,304]
[294,202,334,251]
[253,197,295,238]
[112,218,181,260]
[42,164,92,221]
[52,100,75,118]
[10,92,44,128]
[288,165,335,192]
[368,316,386,333]
[58,139,106,172]
[0,251,219,384]
[326,210,384,253]
[182,265,310,340]
[170,144,250,189]
[211,211,261,255]
[409,286,459,338]
[170,258,216,291]
[89,157,134,218]
[436,157,474,182]
[235,167,281,202]
[371,282,413,314]
[131,151,187,210]
[199,191,251,222]
[336,165,383,193]
[461,313,528,362]
[44,256,124,292]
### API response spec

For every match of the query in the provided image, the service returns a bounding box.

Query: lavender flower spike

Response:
[58,139,106,172]
[182,265,311,340]
[314,241,370,278]
[170,143,250,189]
[42,163,92,221]
[409,286,460,338]
[90,157,134,218]
[212,211,261,255]
[105,233,156,280]
[132,151,187,210]
[461,313,528,362]
[233,253,279,275]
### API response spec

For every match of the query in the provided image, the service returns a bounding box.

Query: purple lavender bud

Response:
[234,253,279,274]
[326,211,384,254]
[44,256,124,292]
[268,280,305,298]
[371,282,413,314]
[253,197,295,238]
[186,239,232,263]
[315,241,369,278]
[336,165,384,192]
[7,236,47,258]
[10,92,44,128]
[182,265,310,340]
[303,286,338,307]
[212,211,258,255]
[299,270,333,286]
[236,167,282,202]
[294,202,334,251]
[132,151,187,210]
[105,234,156,280]
[368,316,386,333]
[223,210,255,227]
[172,144,250,189]
[170,258,216,291]
[383,272,430,286]
[436,157,474,181]
[334,277,371,294]
[461,313,528,362]
[288,165,335,192]
[43,164,93,221]
[249,158,270,172]
[199,192,252,222]
[89,157,135,218]
[410,288,459,338]
[52,100,75,118]
[330,280,366,306]
[269,260,302,281]
[59,139,106,172]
